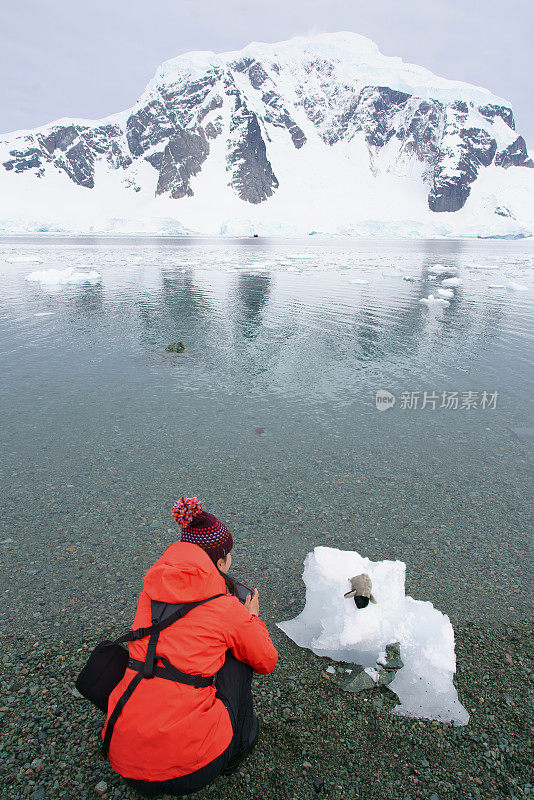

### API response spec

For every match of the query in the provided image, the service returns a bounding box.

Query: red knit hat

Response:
[171,496,233,564]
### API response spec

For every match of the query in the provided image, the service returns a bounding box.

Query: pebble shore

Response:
[1,616,531,800]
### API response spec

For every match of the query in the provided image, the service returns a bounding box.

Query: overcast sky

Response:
[2,0,532,143]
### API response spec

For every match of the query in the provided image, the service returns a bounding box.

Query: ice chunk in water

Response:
[420,294,450,306]
[431,265,458,275]
[506,282,528,292]
[6,255,43,263]
[277,546,469,725]
[25,267,101,285]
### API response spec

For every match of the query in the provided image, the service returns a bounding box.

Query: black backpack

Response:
[75,593,225,757]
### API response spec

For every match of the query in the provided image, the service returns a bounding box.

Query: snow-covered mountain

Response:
[1,32,533,237]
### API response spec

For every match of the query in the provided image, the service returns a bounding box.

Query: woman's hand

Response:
[245,588,260,617]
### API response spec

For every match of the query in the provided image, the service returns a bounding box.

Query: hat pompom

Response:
[172,496,203,530]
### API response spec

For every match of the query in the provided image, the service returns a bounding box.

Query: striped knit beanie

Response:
[171,496,233,565]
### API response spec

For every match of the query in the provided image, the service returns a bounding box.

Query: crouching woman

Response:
[102,496,278,797]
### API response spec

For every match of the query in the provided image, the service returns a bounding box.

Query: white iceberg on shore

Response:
[277,546,469,725]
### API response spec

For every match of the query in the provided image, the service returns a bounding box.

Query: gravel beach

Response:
[0,564,532,800]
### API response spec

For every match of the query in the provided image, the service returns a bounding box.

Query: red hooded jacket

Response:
[101,542,278,781]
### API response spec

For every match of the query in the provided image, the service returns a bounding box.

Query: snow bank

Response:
[277,547,469,725]
[25,267,101,285]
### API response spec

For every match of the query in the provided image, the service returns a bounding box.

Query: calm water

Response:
[0,236,532,631]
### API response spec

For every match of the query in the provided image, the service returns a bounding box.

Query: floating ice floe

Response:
[6,255,43,263]
[403,276,417,282]
[467,264,500,270]
[277,547,469,725]
[437,288,454,299]
[431,265,458,275]
[506,282,528,292]
[488,284,506,289]
[25,267,101,285]
[349,278,370,285]
[420,294,450,306]
[34,312,56,317]
[441,277,462,288]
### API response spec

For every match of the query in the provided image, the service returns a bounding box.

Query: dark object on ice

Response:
[354,595,370,609]
[312,777,325,793]
[253,234,259,238]
[255,427,265,434]
[344,573,377,604]
[165,341,185,352]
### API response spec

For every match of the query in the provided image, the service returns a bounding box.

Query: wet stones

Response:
[341,667,377,694]
[165,341,185,353]
[383,642,404,671]
[341,642,404,695]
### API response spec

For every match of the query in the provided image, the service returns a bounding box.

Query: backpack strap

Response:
[102,672,143,757]
[101,593,225,757]
[113,593,225,646]
[127,656,215,688]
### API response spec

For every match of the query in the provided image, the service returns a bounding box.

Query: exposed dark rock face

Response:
[126,101,175,158]
[227,104,279,203]
[429,127,498,212]
[362,88,411,147]
[3,144,44,174]
[495,136,534,168]
[147,129,210,198]
[0,40,531,214]
[478,104,515,129]
[395,99,444,165]
[233,56,306,149]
